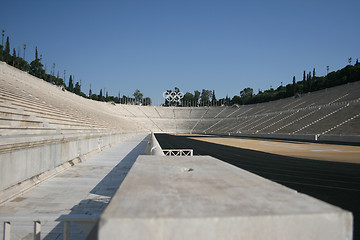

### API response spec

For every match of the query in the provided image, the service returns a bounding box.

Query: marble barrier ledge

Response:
[0,132,147,203]
[98,155,353,240]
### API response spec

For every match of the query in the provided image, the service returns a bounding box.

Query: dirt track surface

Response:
[155,134,360,239]
[189,136,360,164]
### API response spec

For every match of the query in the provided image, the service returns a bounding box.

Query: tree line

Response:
[165,59,359,107]
[234,60,359,105]
[0,30,151,105]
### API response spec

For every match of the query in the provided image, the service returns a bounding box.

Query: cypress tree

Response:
[68,75,74,92]
[292,76,296,95]
[212,90,216,105]
[12,48,16,66]
[74,82,81,95]
[303,71,306,93]
[306,73,310,93]
[4,36,9,55]
[4,36,10,63]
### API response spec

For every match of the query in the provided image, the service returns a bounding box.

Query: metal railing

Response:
[1,214,98,240]
[162,149,194,156]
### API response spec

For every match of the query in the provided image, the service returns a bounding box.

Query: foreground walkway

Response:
[0,133,149,240]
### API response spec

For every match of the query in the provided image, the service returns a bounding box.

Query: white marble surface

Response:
[0,134,149,240]
[100,155,353,240]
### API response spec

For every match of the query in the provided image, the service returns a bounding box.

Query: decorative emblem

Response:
[163,91,184,103]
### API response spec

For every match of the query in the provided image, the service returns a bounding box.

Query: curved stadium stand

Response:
[1,61,360,196]
[0,62,148,201]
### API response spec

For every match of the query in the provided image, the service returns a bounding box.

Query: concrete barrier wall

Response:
[144,132,166,156]
[0,132,145,203]
[149,132,165,156]
[99,155,353,239]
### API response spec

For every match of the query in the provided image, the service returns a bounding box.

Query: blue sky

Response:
[1,0,359,105]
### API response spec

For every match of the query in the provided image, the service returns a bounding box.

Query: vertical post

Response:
[63,221,70,240]
[33,221,41,240]
[3,221,11,240]
[23,44,26,60]
[1,29,4,46]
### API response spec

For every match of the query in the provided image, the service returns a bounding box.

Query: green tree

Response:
[182,92,194,106]
[16,57,30,72]
[68,75,74,92]
[4,36,10,55]
[99,89,104,101]
[240,87,253,98]
[212,90,216,105]
[29,47,44,79]
[231,95,242,105]
[239,88,253,104]
[200,89,212,106]
[225,95,230,105]
[4,36,10,63]
[144,97,152,106]
[11,48,16,66]
[90,93,98,101]
[55,76,64,86]
[194,90,200,106]
[302,71,306,93]
[292,76,296,95]
[133,89,143,104]
[121,95,128,104]
[74,82,81,95]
